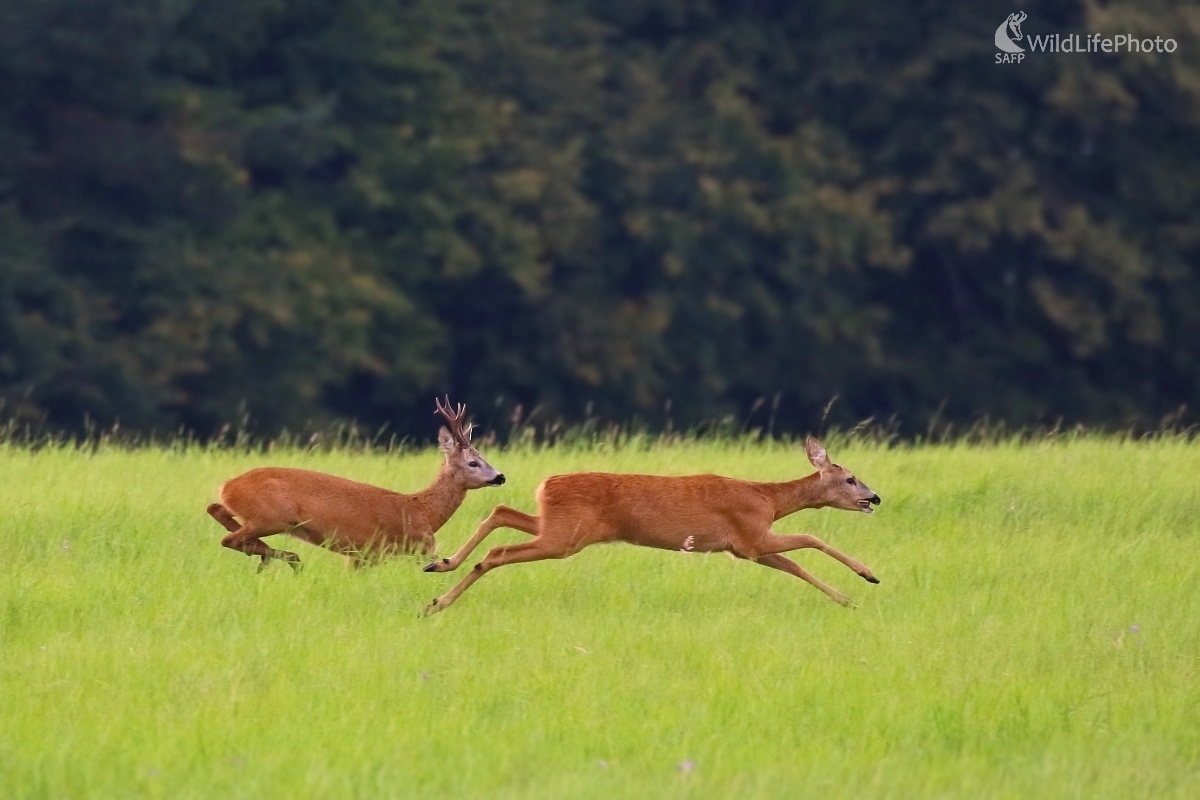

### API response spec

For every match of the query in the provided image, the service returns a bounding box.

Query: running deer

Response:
[207,398,505,570]
[423,437,880,614]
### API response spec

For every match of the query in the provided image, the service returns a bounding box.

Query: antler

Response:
[434,395,472,447]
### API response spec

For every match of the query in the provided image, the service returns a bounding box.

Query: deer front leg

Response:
[424,505,538,573]
[753,553,855,607]
[759,532,878,584]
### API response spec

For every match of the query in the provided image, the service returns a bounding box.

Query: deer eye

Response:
[468,461,480,468]
[846,477,856,485]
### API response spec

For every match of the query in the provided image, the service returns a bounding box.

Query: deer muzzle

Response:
[857,494,881,512]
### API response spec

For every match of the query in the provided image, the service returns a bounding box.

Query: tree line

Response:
[1,0,1197,440]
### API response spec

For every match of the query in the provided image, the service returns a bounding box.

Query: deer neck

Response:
[762,472,825,520]
[411,465,469,534]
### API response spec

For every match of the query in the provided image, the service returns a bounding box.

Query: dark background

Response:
[1,0,1197,440]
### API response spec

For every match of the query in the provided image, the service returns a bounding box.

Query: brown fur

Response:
[208,399,504,569]
[423,436,882,613]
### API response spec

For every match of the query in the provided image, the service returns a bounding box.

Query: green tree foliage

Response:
[824,0,1200,425]
[0,0,1196,436]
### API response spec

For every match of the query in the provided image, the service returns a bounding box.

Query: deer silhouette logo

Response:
[995,12,1028,53]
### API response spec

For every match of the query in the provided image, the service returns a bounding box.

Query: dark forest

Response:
[1,1,1197,438]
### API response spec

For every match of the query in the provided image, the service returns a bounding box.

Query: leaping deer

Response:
[207,397,505,570]
[423,436,881,614]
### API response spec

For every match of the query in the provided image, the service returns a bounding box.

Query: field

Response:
[2,434,1198,798]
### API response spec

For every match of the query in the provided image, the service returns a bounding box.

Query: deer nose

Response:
[869,494,881,506]
[490,474,506,486]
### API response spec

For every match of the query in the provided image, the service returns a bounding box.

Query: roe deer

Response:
[423,437,879,614]
[207,398,504,570]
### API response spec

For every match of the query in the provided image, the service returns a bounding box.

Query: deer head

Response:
[805,436,881,514]
[1008,11,1027,40]
[435,396,505,488]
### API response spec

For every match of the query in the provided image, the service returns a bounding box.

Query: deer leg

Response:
[424,505,539,573]
[423,537,568,615]
[757,532,878,584]
[223,529,302,572]
[207,503,240,533]
[209,505,301,572]
[753,553,855,607]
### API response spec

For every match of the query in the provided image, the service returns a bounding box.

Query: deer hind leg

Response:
[758,532,878,584]
[424,504,539,574]
[207,503,240,533]
[423,537,573,615]
[753,553,855,607]
[207,503,301,572]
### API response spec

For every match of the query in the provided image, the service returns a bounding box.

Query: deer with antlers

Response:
[207,398,504,570]
[423,436,880,614]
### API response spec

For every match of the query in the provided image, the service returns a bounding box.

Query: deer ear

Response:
[438,427,457,455]
[805,436,830,470]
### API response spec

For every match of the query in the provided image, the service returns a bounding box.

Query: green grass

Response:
[2,435,1198,798]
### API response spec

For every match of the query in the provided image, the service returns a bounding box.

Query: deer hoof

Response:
[422,599,442,616]
[423,561,442,573]
[865,574,879,584]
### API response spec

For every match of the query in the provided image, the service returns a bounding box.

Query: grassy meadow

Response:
[1,433,1198,798]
